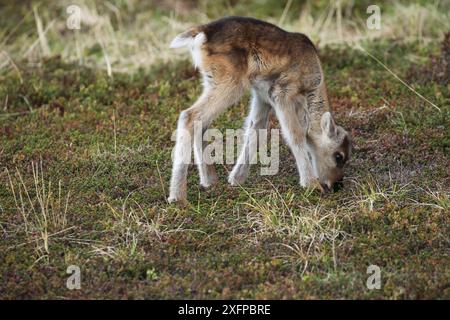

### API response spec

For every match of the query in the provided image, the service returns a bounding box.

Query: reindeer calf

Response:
[168,16,351,204]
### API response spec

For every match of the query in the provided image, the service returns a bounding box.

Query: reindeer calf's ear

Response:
[321,112,336,138]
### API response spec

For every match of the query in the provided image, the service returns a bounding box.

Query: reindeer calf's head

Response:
[308,112,352,192]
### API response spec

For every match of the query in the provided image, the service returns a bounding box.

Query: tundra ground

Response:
[0,0,448,299]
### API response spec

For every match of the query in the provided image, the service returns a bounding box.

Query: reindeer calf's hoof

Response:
[200,172,219,189]
[167,196,189,207]
[228,164,249,186]
[228,173,246,186]
[301,177,327,194]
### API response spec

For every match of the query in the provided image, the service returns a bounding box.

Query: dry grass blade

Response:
[5,161,72,263]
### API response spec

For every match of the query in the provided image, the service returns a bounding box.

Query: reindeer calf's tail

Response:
[170,28,206,68]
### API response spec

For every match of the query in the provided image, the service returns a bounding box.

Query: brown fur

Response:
[196,17,323,93]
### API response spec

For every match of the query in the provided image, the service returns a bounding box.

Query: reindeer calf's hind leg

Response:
[168,107,196,204]
[169,86,243,203]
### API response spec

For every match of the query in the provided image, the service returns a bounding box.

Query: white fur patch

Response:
[190,32,206,68]
[170,31,206,69]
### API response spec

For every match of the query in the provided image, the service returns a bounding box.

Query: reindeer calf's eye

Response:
[334,153,345,167]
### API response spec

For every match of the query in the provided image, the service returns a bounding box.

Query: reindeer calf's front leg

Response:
[273,102,318,189]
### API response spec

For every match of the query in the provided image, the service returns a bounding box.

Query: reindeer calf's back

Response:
[196,16,322,90]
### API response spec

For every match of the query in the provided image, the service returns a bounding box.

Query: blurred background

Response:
[1,0,449,75]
